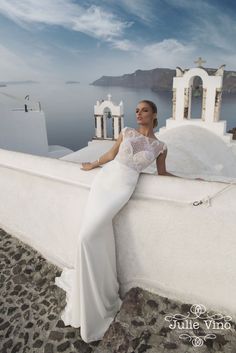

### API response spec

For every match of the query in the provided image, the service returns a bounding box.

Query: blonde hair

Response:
[139,100,158,129]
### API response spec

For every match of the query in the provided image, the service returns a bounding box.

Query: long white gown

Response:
[54,126,167,343]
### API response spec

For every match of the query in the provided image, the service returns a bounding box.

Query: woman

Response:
[81,100,174,176]
[55,100,200,343]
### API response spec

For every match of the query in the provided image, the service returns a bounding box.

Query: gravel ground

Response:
[0,227,236,353]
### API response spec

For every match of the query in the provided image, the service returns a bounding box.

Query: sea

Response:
[0,82,236,152]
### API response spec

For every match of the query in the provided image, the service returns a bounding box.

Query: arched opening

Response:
[103,107,113,138]
[189,76,204,119]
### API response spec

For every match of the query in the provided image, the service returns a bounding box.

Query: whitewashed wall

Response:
[0,108,49,155]
[0,148,236,322]
[0,107,73,158]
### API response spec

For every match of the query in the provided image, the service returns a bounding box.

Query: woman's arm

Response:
[156,149,204,180]
[81,131,123,171]
[156,149,180,177]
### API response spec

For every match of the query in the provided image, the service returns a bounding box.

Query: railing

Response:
[0,91,41,112]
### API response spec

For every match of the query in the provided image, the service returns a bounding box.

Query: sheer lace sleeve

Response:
[154,141,167,159]
[159,142,167,155]
[121,126,128,138]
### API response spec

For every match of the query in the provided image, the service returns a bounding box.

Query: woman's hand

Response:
[80,162,94,171]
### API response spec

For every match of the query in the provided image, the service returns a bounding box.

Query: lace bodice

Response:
[114,126,167,173]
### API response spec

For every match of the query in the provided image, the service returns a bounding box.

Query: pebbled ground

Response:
[0,228,236,353]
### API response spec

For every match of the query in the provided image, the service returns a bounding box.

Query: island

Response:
[91,67,236,94]
[65,81,80,84]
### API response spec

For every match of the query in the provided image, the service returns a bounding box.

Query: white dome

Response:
[158,125,236,181]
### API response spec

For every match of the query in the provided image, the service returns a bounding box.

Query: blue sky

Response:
[0,0,236,83]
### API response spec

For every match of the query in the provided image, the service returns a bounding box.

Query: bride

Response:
[55,99,202,343]
[81,99,174,176]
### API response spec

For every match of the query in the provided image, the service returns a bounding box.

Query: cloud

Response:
[138,39,195,68]
[114,0,157,25]
[71,4,132,40]
[88,0,157,25]
[191,14,236,53]
[0,0,132,41]
[166,0,236,52]
[108,38,138,51]
[165,0,210,11]
[0,44,38,80]
[0,42,60,81]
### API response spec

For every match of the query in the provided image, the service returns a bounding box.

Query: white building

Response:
[0,96,73,158]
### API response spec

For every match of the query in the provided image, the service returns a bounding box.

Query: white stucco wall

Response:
[0,107,73,158]
[0,108,49,155]
[158,125,236,179]
[0,148,236,321]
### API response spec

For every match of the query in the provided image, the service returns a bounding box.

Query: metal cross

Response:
[194,57,206,67]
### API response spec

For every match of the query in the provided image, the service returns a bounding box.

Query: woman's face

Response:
[136,102,155,127]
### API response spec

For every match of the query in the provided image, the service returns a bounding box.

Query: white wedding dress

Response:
[55,126,167,343]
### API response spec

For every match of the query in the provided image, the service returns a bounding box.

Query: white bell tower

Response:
[94,94,124,140]
[172,59,224,123]
[159,60,234,144]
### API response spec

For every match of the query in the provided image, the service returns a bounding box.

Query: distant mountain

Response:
[65,81,80,84]
[0,80,39,85]
[91,67,236,94]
